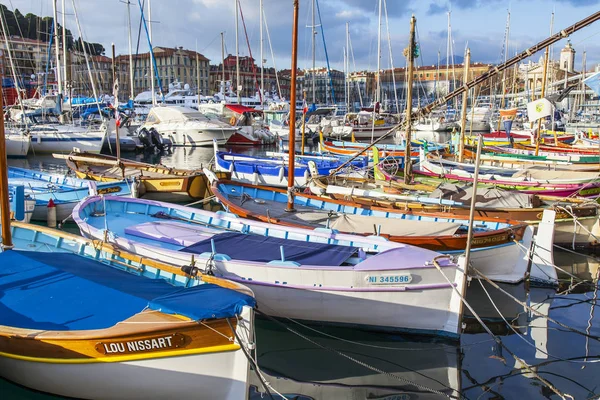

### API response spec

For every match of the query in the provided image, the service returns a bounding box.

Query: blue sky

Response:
[6,0,600,72]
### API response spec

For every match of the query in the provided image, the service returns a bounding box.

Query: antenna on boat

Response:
[286,0,299,213]
[0,80,13,250]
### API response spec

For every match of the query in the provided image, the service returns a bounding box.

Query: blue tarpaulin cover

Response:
[181,232,357,266]
[0,250,255,331]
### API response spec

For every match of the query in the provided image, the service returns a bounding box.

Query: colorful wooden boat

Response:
[416,154,600,198]
[58,151,221,203]
[515,141,600,155]
[8,166,131,221]
[309,175,600,246]
[0,221,256,399]
[209,179,527,252]
[73,195,469,338]
[468,146,600,166]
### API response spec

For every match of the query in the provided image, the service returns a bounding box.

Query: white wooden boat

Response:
[73,195,469,338]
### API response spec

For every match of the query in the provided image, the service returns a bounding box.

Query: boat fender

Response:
[181,265,200,277]
[303,169,309,182]
[278,166,285,182]
[253,171,259,185]
[47,198,57,228]
[87,180,98,196]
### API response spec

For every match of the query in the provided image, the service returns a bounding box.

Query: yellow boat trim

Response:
[0,343,241,364]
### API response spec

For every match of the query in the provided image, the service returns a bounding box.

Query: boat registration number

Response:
[365,274,412,285]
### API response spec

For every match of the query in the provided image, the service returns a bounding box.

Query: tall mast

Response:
[446,11,450,96]
[52,0,62,95]
[235,0,240,104]
[148,0,155,105]
[383,0,399,114]
[0,79,11,249]
[497,10,510,131]
[287,0,300,212]
[376,0,382,106]
[61,0,67,95]
[196,52,201,106]
[346,22,350,111]
[458,48,471,163]
[534,46,549,156]
[343,46,347,110]
[403,15,416,185]
[259,0,264,107]
[127,0,135,99]
[221,32,225,92]
[311,0,316,104]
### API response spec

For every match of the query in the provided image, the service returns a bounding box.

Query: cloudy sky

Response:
[6,0,600,72]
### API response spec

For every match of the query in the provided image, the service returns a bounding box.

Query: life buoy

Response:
[229,116,237,126]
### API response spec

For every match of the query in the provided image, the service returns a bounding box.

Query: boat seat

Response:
[124,221,221,247]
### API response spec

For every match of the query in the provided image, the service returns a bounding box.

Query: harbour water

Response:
[4,143,600,399]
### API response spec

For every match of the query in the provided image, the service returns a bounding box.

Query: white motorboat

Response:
[141,106,237,146]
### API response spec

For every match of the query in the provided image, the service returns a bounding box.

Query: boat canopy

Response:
[146,106,210,123]
[225,104,261,114]
[0,250,255,331]
[181,232,358,266]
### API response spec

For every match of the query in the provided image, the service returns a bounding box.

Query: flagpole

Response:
[0,66,12,249]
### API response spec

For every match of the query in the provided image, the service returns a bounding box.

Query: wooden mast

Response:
[458,48,471,163]
[535,46,550,156]
[0,73,12,249]
[403,15,416,185]
[287,0,300,212]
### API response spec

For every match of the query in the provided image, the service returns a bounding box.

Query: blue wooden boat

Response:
[8,166,132,221]
[213,141,368,187]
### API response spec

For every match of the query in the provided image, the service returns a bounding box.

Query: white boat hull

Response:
[6,134,30,157]
[30,130,106,154]
[155,126,235,146]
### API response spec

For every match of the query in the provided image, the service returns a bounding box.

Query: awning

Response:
[225,104,260,114]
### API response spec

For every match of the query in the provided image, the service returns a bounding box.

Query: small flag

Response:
[500,108,517,137]
[526,98,553,122]
[302,98,308,114]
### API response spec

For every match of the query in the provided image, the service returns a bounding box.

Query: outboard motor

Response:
[137,127,153,150]
[148,128,164,151]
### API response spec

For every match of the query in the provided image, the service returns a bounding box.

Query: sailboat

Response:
[0,87,256,400]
